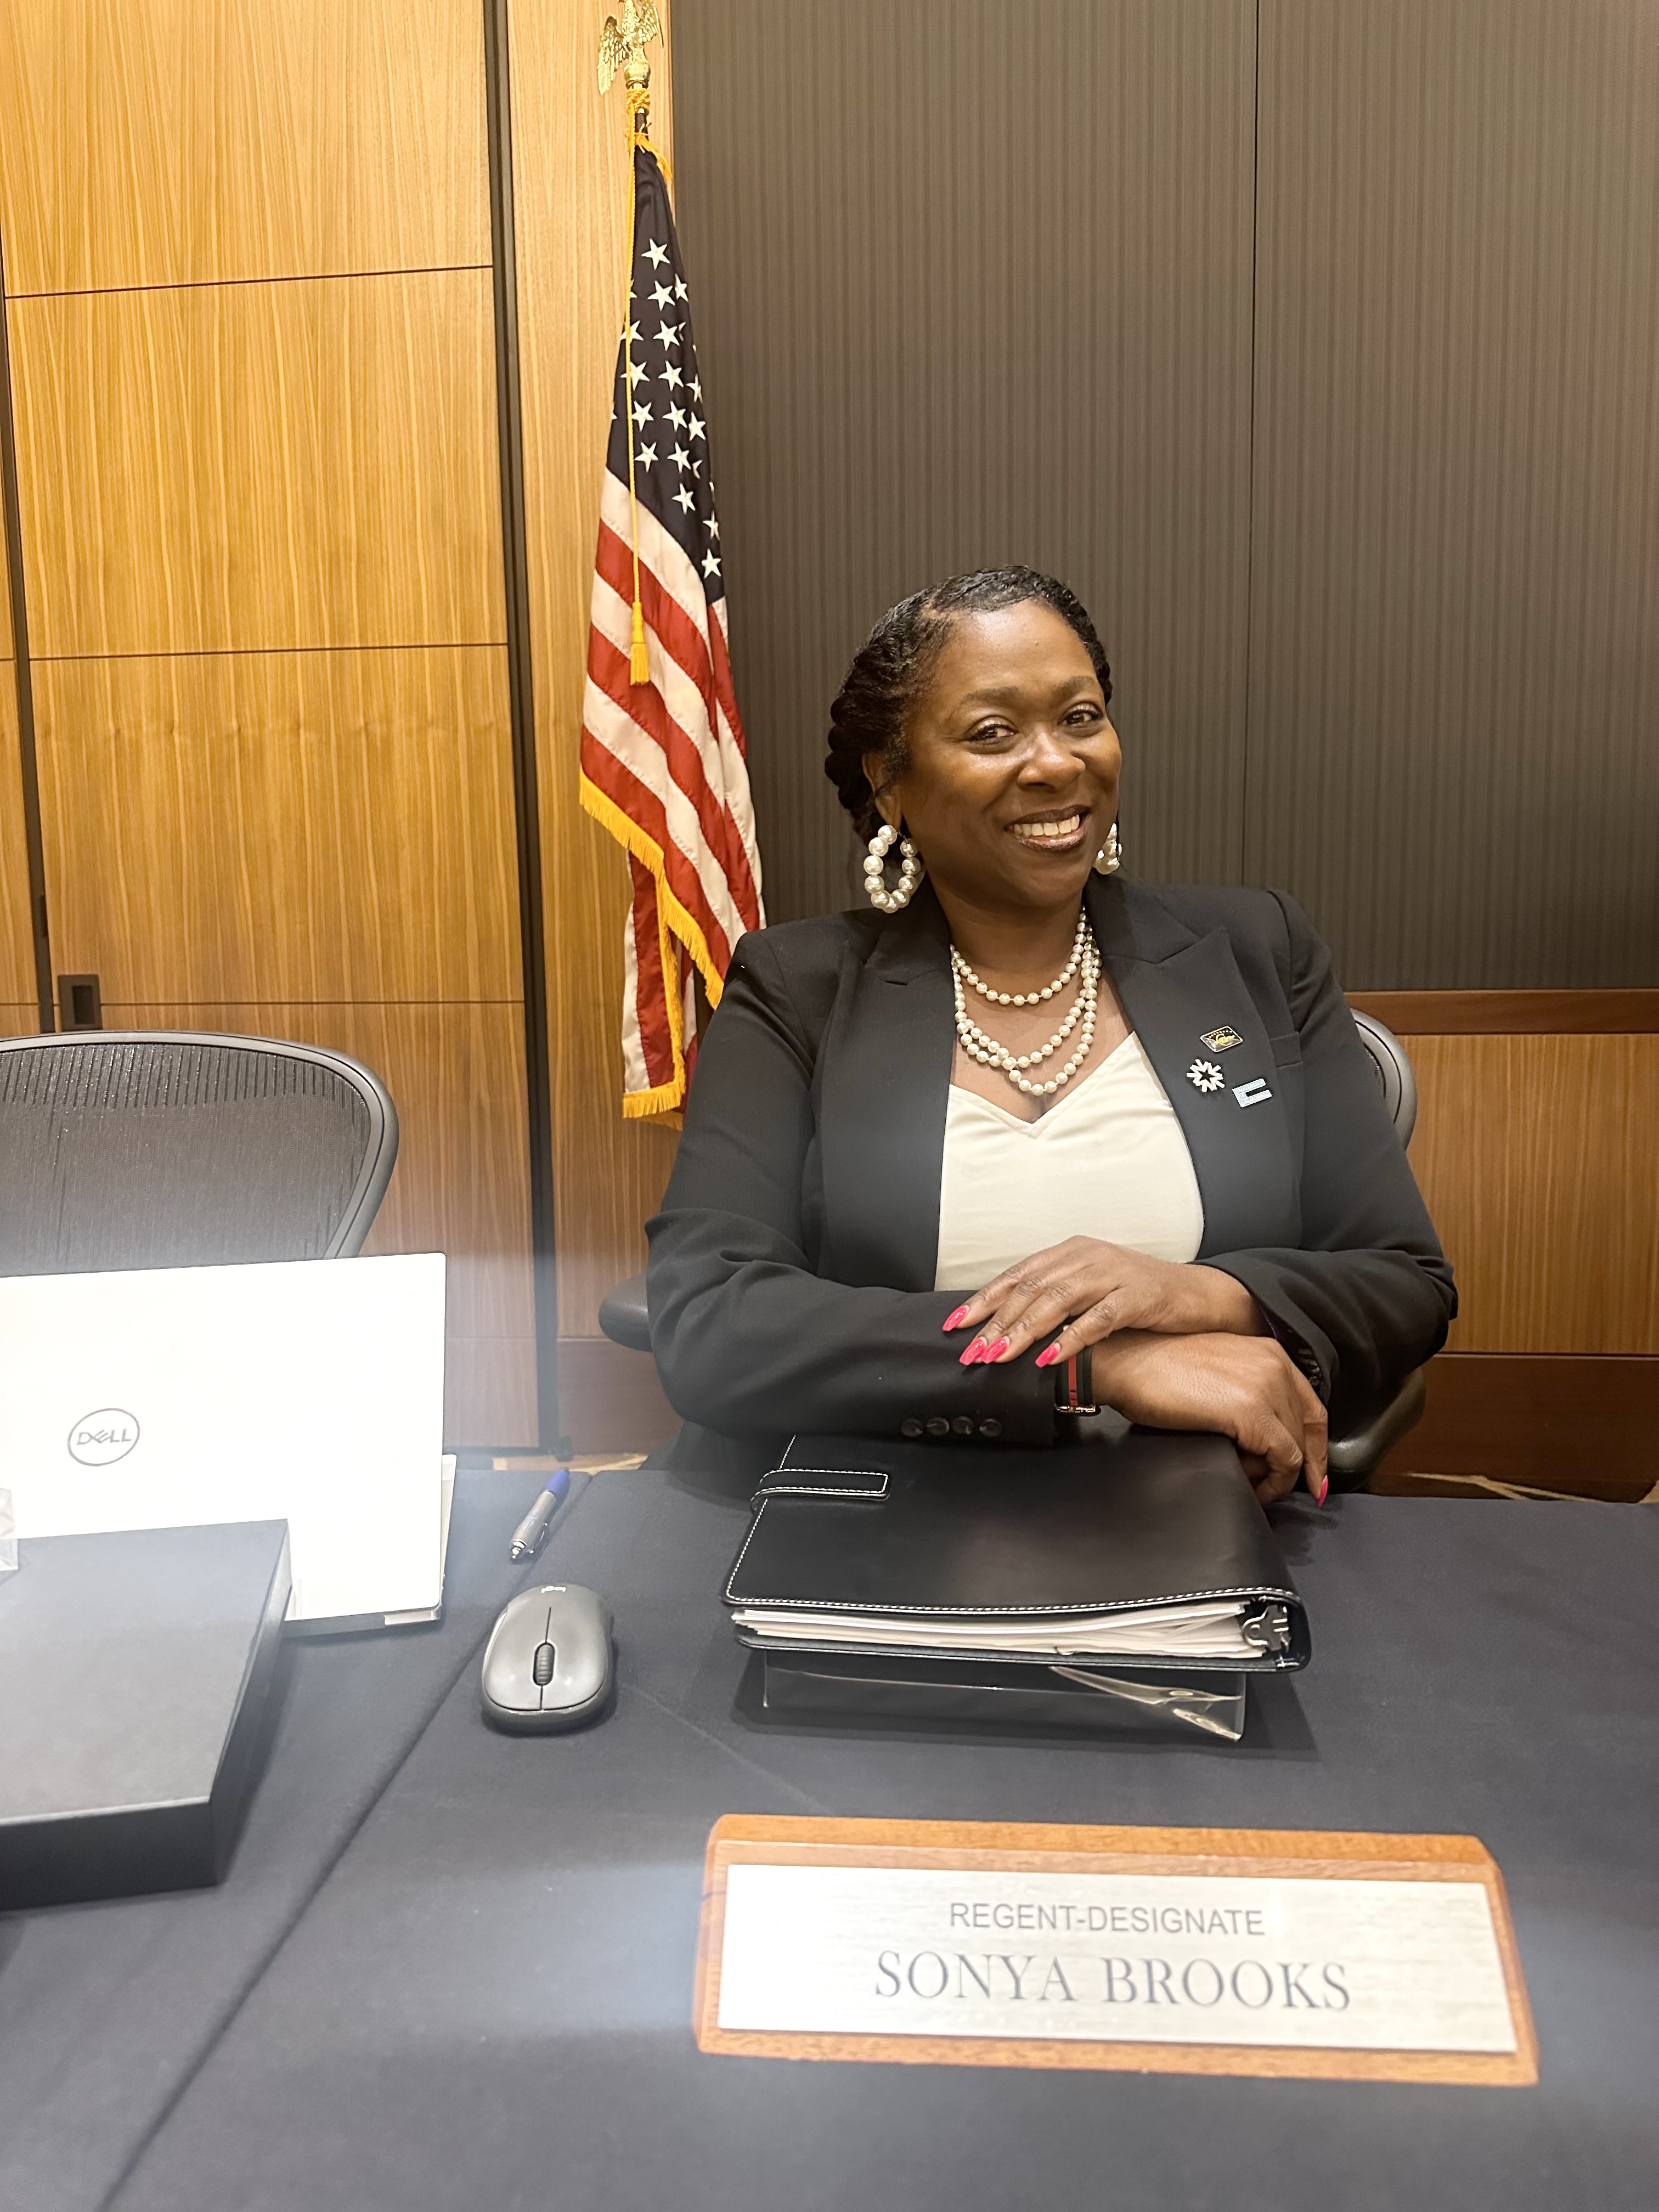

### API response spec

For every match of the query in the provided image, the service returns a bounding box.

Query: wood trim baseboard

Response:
[1377,1353,1659,1502]
[1348,989,1659,1035]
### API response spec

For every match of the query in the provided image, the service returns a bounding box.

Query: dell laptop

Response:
[0,1251,450,1630]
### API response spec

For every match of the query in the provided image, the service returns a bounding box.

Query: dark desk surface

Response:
[53,1470,1657,2212]
[0,1470,573,2212]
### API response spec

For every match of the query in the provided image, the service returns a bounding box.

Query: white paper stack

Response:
[730,1599,1272,1662]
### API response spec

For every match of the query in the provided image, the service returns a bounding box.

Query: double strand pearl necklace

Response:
[950,910,1101,1097]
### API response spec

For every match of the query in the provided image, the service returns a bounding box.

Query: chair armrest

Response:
[1327,1367,1427,1488]
[597,1268,652,1353]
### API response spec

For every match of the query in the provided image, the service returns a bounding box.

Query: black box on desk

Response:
[0,1519,291,1910]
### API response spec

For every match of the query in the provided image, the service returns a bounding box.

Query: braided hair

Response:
[823,566,1112,842]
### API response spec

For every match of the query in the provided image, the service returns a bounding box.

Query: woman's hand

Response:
[944,1237,1265,1369]
[1088,1330,1329,1504]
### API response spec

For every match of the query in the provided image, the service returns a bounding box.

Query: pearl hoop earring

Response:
[864,821,923,912]
[1093,821,1122,876]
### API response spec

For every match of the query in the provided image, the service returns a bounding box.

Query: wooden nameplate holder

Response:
[695,1816,1537,2084]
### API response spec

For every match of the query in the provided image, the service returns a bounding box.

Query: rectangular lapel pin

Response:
[1202,1026,1244,1052]
[1233,1078,1273,1109]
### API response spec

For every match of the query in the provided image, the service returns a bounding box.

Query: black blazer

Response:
[646,876,1455,1472]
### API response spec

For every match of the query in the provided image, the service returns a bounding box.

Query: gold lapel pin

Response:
[1201,1025,1244,1052]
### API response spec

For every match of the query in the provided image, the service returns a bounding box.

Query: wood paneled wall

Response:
[1413,1034,1659,1356]
[1348,997,1659,1357]
[6,3,1649,1462]
[0,485,32,1017]
[1347,992,1659,1499]
[0,0,535,1444]
[10,272,503,656]
[0,0,490,289]
[508,0,680,1339]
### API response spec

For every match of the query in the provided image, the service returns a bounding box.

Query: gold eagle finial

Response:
[597,1,662,98]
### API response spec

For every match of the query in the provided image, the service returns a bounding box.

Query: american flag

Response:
[580,140,764,1120]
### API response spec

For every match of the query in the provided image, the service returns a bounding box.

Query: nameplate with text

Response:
[694,1818,1536,2083]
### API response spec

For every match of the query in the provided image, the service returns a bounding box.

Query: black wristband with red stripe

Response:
[1056,1344,1098,1416]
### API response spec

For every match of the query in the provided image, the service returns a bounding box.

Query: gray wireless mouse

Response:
[479,1584,614,1734]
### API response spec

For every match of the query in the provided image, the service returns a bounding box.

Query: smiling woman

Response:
[645,568,1456,1499]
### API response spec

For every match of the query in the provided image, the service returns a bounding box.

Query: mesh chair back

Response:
[0,1032,398,1276]
[1350,1011,1418,1149]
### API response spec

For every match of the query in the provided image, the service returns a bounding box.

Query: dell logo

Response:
[68,1408,142,1467]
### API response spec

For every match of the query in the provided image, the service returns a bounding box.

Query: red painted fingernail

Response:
[960,1341,986,1367]
[1316,1474,1329,1505]
[943,1306,969,1331]
[986,1338,1009,1362]
[1034,1345,1059,1369]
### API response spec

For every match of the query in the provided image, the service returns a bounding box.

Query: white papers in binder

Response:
[731,1598,1276,1662]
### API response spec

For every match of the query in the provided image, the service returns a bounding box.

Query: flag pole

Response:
[602,8,663,689]
[621,65,651,683]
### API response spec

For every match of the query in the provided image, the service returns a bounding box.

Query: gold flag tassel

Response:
[628,599,649,685]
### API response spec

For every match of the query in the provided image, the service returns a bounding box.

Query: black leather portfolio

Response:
[0,1519,291,1910]
[724,1430,1308,1738]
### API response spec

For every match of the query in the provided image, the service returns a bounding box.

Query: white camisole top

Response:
[933,1032,1205,1294]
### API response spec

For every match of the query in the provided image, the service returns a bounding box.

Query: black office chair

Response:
[0,1031,398,1275]
[1348,1007,1417,1148]
[598,1011,1427,1483]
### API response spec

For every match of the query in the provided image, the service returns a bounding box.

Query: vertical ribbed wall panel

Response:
[676,2,1659,980]
[1247,1,1659,986]
[674,1,1257,922]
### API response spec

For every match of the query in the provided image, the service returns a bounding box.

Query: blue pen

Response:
[508,1466,571,1562]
